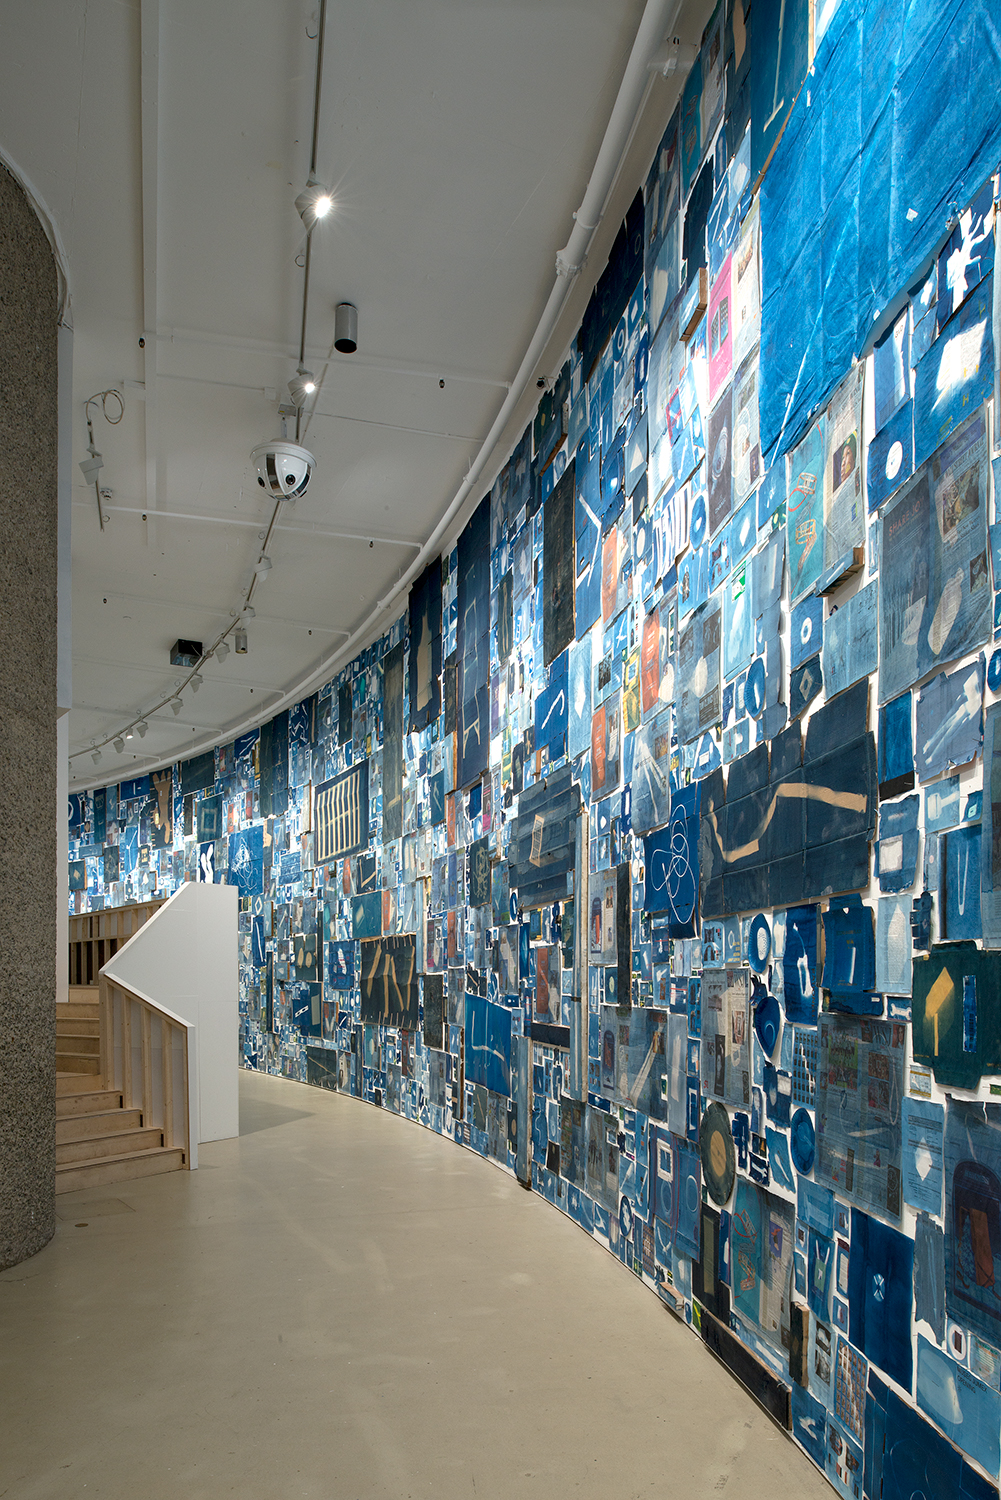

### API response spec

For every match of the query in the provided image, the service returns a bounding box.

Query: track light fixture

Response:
[288,367,316,408]
[170,698,183,716]
[190,673,203,694]
[243,605,256,619]
[136,720,148,739]
[294,176,334,231]
[113,736,125,753]
[255,556,272,579]
[125,728,134,741]
[91,749,102,765]
[234,628,248,655]
[215,639,230,661]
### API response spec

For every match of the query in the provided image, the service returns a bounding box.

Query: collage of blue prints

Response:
[67,2,1001,1497]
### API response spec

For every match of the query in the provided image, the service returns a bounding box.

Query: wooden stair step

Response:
[56,1126,163,1165]
[56,1088,124,1116]
[57,1108,143,1143]
[60,1002,99,1026]
[56,1055,101,1075]
[57,1034,100,1055]
[56,1017,100,1037]
[55,1146,185,1194]
[68,986,99,1002]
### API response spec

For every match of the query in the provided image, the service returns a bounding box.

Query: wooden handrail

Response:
[98,971,196,1168]
[68,899,165,987]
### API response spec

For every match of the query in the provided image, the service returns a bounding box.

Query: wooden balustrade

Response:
[68,899,165,987]
[97,972,196,1169]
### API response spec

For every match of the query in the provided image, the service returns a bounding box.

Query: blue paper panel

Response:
[945,1101,1001,1349]
[631,708,671,836]
[867,400,914,513]
[913,282,994,468]
[534,651,568,754]
[643,785,700,937]
[787,419,827,602]
[848,1207,914,1391]
[228,824,263,898]
[790,594,823,670]
[942,824,983,941]
[902,1097,944,1217]
[937,179,995,327]
[879,411,991,704]
[873,305,909,433]
[982,703,1001,946]
[917,1335,1001,1477]
[823,581,878,699]
[783,905,819,1024]
[821,894,877,1011]
[877,794,919,894]
[465,993,512,1096]
[791,1384,829,1466]
[815,1017,904,1218]
[926,773,960,830]
[915,658,983,782]
[867,1375,999,1500]
[878,691,913,795]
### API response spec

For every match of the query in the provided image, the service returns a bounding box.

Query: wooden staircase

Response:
[57,912,193,1192]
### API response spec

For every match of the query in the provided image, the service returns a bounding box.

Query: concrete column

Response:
[0,161,59,1269]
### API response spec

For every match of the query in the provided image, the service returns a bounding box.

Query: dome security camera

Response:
[250,440,316,499]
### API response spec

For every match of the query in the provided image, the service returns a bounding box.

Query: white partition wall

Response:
[102,884,239,1144]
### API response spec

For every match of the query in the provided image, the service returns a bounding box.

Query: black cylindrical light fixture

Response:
[334,302,358,354]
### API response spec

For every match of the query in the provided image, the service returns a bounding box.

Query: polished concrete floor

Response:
[1,1070,834,1500]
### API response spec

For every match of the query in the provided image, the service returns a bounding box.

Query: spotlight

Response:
[91,749,102,766]
[255,556,272,580]
[243,605,256,619]
[334,302,358,354]
[170,698,183,716]
[215,639,230,661]
[294,176,334,230]
[234,628,248,654]
[288,367,316,408]
[113,736,125,753]
[190,673,203,693]
[136,720,148,738]
[125,728,134,741]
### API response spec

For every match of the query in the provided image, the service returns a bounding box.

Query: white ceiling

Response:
[0,0,706,789]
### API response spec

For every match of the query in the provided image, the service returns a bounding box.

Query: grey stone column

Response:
[0,161,59,1269]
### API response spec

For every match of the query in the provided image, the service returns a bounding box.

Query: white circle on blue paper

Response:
[748,913,771,973]
[885,440,903,481]
[989,650,1001,693]
[690,494,707,549]
[800,613,814,649]
[613,318,627,362]
[746,657,767,717]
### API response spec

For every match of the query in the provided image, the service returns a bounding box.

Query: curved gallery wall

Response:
[68,5,1001,1495]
